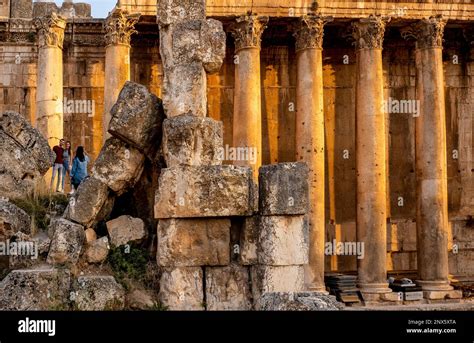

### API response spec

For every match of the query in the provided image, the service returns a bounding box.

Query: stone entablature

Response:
[118,0,474,21]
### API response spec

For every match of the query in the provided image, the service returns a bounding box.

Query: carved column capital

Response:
[104,8,139,47]
[351,15,389,50]
[34,13,67,49]
[230,14,269,51]
[401,15,446,49]
[293,15,333,51]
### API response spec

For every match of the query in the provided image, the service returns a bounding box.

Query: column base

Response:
[358,282,392,294]
[416,280,453,291]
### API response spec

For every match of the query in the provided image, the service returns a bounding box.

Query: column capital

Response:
[34,12,67,49]
[230,14,269,51]
[104,8,140,47]
[293,14,333,51]
[351,15,389,50]
[401,15,446,49]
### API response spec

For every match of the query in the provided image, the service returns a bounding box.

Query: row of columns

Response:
[34,11,454,294]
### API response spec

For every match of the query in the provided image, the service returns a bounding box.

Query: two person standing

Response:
[50,139,89,194]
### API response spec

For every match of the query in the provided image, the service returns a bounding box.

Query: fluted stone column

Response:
[403,16,452,292]
[352,16,391,294]
[230,15,268,180]
[103,8,138,140]
[293,15,330,292]
[34,13,66,147]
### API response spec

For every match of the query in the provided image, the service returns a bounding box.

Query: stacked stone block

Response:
[249,163,310,305]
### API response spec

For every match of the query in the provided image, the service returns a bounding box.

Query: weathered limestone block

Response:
[47,218,85,265]
[8,231,51,269]
[108,82,164,153]
[251,265,305,301]
[0,111,54,198]
[72,275,125,311]
[259,162,309,215]
[258,216,308,266]
[157,0,206,25]
[92,138,145,195]
[240,216,258,265]
[200,19,226,73]
[106,215,146,247]
[0,200,31,238]
[33,2,59,18]
[154,165,254,218]
[163,115,223,167]
[127,289,157,310]
[160,61,207,118]
[256,292,343,311]
[205,264,252,311]
[0,267,71,310]
[85,236,110,264]
[157,219,230,267]
[64,177,110,227]
[159,267,204,311]
[84,228,97,243]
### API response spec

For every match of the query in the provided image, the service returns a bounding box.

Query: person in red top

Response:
[51,138,65,193]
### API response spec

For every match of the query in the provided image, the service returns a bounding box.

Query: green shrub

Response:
[108,246,149,289]
[11,193,68,231]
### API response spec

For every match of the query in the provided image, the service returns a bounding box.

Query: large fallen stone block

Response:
[0,266,71,310]
[256,292,343,311]
[46,218,85,265]
[258,215,308,266]
[108,82,164,153]
[162,115,223,167]
[157,218,230,267]
[0,111,54,198]
[0,200,31,239]
[154,165,254,218]
[240,216,258,266]
[106,215,146,247]
[72,275,125,311]
[85,236,110,264]
[64,177,110,227]
[205,264,252,311]
[251,265,305,301]
[8,231,51,269]
[259,162,309,215]
[159,267,204,311]
[92,138,145,195]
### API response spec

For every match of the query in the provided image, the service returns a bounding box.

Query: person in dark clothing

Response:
[50,138,65,193]
[70,146,90,191]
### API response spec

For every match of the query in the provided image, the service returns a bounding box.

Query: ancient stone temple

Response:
[0,0,473,310]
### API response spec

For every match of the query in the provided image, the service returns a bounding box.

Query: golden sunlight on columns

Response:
[294,14,331,292]
[230,15,268,180]
[34,13,66,148]
[103,8,139,141]
[403,16,452,293]
[352,15,392,295]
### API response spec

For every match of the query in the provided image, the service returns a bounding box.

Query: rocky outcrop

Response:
[85,236,110,264]
[0,111,54,199]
